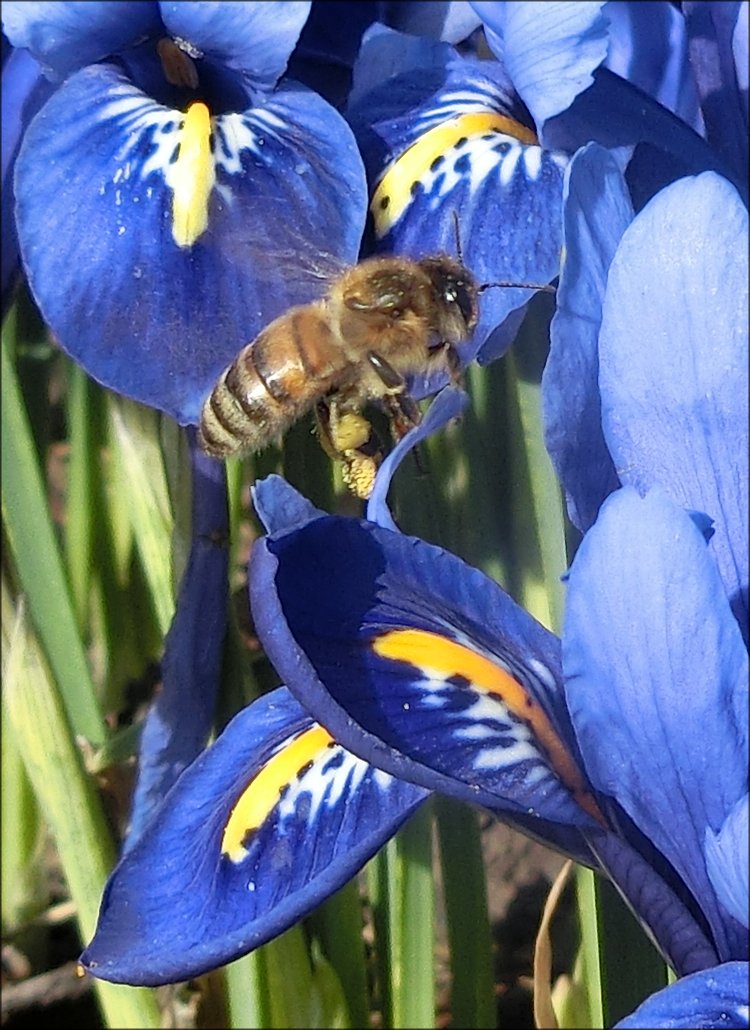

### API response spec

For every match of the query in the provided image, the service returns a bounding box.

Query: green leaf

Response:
[2,318,105,745]
[2,589,160,1028]
[107,395,175,635]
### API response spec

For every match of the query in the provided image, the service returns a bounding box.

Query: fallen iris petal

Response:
[542,143,632,532]
[598,172,749,637]
[564,487,749,963]
[81,686,426,986]
[14,63,366,423]
[614,961,750,1029]
[251,515,601,866]
[1,1,162,80]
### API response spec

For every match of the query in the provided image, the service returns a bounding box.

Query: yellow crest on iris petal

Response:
[171,101,215,248]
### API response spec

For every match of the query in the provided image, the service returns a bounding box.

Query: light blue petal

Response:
[615,961,749,1029]
[542,143,632,532]
[599,172,749,638]
[471,0,609,129]
[564,486,749,962]
[252,474,326,536]
[705,794,749,931]
[14,63,366,423]
[159,1,311,93]
[1,1,162,80]
[366,385,469,531]
[82,687,426,985]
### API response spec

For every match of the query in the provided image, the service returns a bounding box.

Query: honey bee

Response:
[197,254,480,496]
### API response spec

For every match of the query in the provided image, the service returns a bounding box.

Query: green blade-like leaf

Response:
[2,588,160,1028]
[2,320,105,745]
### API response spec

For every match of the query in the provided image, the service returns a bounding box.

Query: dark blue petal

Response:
[599,172,749,637]
[614,961,749,1029]
[604,1,702,131]
[1,1,162,80]
[251,516,603,865]
[587,829,719,976]
[1,45,53,313]
[125,438,228,850]
[81,687,426,985]
[366,385,469,531]
[541,143,632,532]
[252,473,326,536]
[382,2,482,43]
[159,1,311,94]
[564,487,749,962]
[14,63,366,423]
[542,68,744,208]
[287,1,379,106]
[684,1,748,187]
[471,1,609,129]
[705,794,749,931]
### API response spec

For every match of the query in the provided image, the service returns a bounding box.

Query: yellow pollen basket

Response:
[221,725,335,863]
[171,101,215,248]
[372,628,606,826]
[370,111,538,237]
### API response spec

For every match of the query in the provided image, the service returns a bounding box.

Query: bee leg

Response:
[314,399,384,500]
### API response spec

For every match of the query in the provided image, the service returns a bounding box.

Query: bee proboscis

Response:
[197,254,480,497]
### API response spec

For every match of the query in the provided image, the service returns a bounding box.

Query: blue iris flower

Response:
[2,0,368,424]
[80,162,748,1029]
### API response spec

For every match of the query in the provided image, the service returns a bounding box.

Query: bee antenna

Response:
[478,280,557,294]
[451,210,464,266]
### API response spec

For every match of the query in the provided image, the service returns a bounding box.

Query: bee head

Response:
[419,255,479,334]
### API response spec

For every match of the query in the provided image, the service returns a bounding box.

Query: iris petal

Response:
[564,487,749,962]
[614,961,750,1029]
[705,794,749,931]
[598,172,749,637]
[14,63,366,423]
[470,0,609,129]
[1,1,162,80]
[124,442,228,850]
[351,55,565,378]
[604,1,702,131]
[684,1,748,186]
[253,473,326,536]
[382,2,482,44]
[251,516,599,865]
[367,385,469,531]
[542,143,632,532]
[2,45,53,312]
[159,1,311,94]
[587,829,719,976]
[81,687,426,986]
